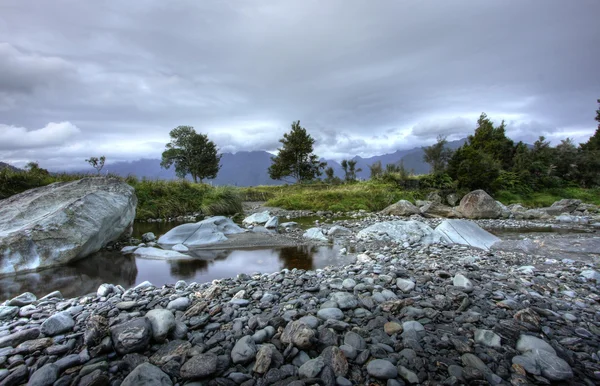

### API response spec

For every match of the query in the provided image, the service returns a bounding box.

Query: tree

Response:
[86,156,106,175]
[341,159,362,182]
[268,121,326,183]
[323,166,342,184]
[160,126,221,183]
[580,99,600,151]
[422,135,453,174]
[468,113,515,170]
[368,161,383,179]
[25,162,49,176]
[448,146,501,191]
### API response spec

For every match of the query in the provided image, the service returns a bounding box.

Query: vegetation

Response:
[422,135,453,174]
[161,126,221,183]
[268,121,326,183]
[85,156,106,175]
[0,167,241,221]
[340,159,361,182]
[240,181,423,212]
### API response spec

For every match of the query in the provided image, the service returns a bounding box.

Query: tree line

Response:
[150,99,600,193]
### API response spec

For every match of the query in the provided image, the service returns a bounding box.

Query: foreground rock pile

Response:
[2,237,600,385]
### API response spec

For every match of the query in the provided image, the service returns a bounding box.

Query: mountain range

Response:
[101,139,467,186]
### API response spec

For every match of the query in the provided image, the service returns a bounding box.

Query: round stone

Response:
[367,359,398,379]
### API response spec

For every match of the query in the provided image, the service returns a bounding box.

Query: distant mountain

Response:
[0,162,20,172]
[96,139,469,186]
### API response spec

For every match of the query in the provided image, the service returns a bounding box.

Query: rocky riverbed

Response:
[1,208,600,385]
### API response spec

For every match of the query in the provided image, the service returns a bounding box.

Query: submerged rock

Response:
[133,247,190,260]
[157,216,244,246]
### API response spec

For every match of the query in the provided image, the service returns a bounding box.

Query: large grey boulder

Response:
[357,220,447,245]
[435,219,500,251]
[303,228,328,242]
[380,200,420,216]
[0,178,136,275]
[420,202,463,218]
[546,199,582,215]
[458,190,503,219]
[157,216,244,247]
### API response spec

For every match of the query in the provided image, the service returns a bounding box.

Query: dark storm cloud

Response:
[0,0,599,169]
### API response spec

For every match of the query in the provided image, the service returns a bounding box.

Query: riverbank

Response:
[1,212,599,385]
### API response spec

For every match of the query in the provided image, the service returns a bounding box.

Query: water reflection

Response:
[0,251,137,300]
[0,246,353,300]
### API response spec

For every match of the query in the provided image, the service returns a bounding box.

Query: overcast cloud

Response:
[1,0,599,170]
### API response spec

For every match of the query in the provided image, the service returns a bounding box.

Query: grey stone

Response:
[396,278,415,293]
[474,329,501,348]
[121,363,172,386]
[8,292,36,306]
[357,220,446,245]
[181,353,218,379]
[453,274,474,293]
[299,357,325,378]
[167,297,190,311]
[330,292,358,310]
[327,225,352,236]
[0,328,40,348]
[380,200,421,216]
[0,177,136,275]
[303,227,328,241]
[41,311,75,336]
[110,317,152,355]
[141,232,156,243]
[265,216,279,229]
[171,243,189,252]
[158,216,244,246]
[281,321,316,349]
[398,365,419,384]
[231,335,257,364]
[27,363,59,386]
[146,309,175,343]
[242,211,270,225]
[366,359,398,379]
[317,308,344,320]
[458,190,503,219]
[344,331,366,350]
[516,335,556,354]
[0,306,19,321]
[435,219,500,251]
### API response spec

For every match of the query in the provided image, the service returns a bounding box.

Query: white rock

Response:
[133,247,190,260]
[453,273,474,292]
[396,278,415,293]
[0,177,136,275]
[303,228,328,241]
[171,244,189,252]
[434,219,500,251]
[357,220,447,245]
[157,216,244,246]
[242,211,270,225]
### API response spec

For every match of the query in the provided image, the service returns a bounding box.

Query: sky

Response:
[1,0,599,170]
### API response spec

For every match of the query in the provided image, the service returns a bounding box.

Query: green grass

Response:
[0,169,243,220]
[240,181,425,212]
[495,187,600,207]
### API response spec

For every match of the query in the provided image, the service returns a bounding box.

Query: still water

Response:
[1,221,352,300]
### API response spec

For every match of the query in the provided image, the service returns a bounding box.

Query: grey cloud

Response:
[0,0,599,168]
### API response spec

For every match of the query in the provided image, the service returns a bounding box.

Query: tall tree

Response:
[368,161,383,179]
[268,121,326,183]
[160,126,221,183]
[422,135,453,174]
[580,99,600,151]
[86,156,106,175]
[340,159,362,182]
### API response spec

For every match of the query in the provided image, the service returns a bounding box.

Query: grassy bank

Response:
[0,168,242,220]
[495,187,600,207]
[240,181,425,212]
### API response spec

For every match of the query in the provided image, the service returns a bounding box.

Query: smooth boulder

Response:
[380,200,420,216]
[435,219,500,251]
[0,177,137,275]
[458,190,503,219]
[242,211,270,225]
[157,216,244,247]
[357,220,447,245]
[133,247,190,260]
